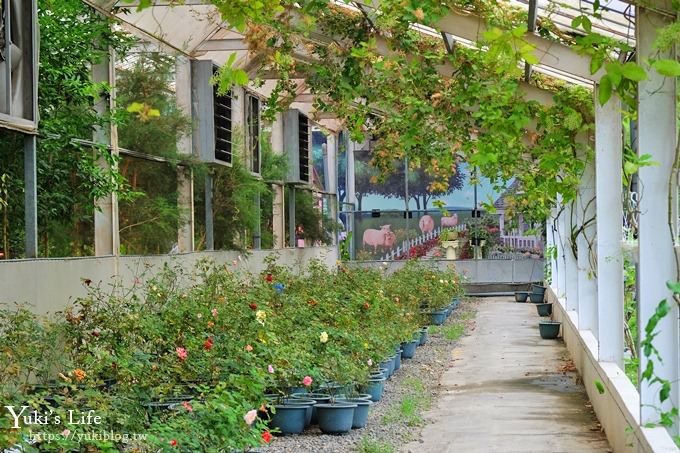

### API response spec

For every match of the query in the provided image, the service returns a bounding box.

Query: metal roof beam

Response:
[433,11,599,82]
[524,0,538,82]
[354,1,599,82]
[193,39,249,52]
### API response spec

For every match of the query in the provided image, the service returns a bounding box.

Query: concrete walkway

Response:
[403,297,611,453]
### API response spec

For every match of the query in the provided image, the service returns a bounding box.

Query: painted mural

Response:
[337,145,544,261]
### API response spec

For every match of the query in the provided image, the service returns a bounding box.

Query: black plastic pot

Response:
[538,320,561,339]
[515,291,529,302]
[536,303,553,317]
[531,284,547,296]
[529,292,544,303]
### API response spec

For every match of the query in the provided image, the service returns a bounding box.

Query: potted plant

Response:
[439,228,463,260]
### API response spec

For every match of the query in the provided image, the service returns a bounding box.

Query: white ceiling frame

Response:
[353,1,602,82]
[193,39,250,53]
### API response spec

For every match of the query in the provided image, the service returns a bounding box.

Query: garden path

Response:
[402,297,611,453]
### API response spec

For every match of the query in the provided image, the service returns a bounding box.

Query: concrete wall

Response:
[0,247,337,314]
[548,288,679,453]
[349,258,544,283]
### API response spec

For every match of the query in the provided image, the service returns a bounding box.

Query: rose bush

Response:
[0,258,464,450]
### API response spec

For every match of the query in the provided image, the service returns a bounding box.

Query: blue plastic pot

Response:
[337,398,372,429]
[401,340,418,359]
[384,355,396,378]
[352,393,374,400]
[419,327,429,346]
[269,404,307,435]
[452,297,460,308]
[281,397,316,427]
[288,386,307,395]
[363,378,386,402]
[429,309,447,325]
[378,360,391,376]
[393,349,402,372]
[291,393,331,424]
[315,403,357,434]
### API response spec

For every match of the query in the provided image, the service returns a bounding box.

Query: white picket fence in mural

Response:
[379,224,467,261]
[376,223,544,261]
[500,234,542,251]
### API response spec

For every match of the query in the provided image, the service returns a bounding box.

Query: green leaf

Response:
[233,69,249,86]
[524,52,539,65]
[594,380,606,395]
[666,280,680,294]
[126,102,144,113]
[483,28,503,42]
[621,62,647,81]
[581,16,592,33]
[598,75,613,105]
[653,59,680,77]
[624,161,637,176]
[571,16,582,29]
[590,53,604,75]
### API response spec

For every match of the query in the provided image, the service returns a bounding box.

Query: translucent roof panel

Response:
[510,0,635,43]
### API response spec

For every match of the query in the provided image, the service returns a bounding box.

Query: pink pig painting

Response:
[419,215,435,234]
[441,213,458,228]
[363,225,397,252]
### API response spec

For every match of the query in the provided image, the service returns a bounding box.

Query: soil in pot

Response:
[515,291,529,302]
[337,398,372,429]
[536,303,553,317]
[538,320,561,339]
[315,403,357,434]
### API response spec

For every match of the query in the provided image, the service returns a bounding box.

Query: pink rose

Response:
[176,347,187,361]
[182,401,193,412]
[268,365,274,374]
[244,409,258,425]
[211,308,218,317]
[245,344,253,352]
[61,429,71,437]
[367,358,373,366]
[302,376,313,386]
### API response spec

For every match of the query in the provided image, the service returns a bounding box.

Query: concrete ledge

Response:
[351,258,544,284]
[0,247,337,314]
[547,286,679,453]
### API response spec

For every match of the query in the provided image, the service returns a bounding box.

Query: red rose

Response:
[204,337,214,351]
[249,303,258,310]
[169,440,177,447]
[265,274,273,282]
[363,302,370,310]
[262,431,272,443]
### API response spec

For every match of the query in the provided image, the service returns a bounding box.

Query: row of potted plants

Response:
[0,258,464,451]
[262,291,463,437]
[515,284,561,339]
